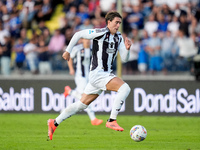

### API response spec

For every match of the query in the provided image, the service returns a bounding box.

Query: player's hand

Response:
[69,69,75,75]
[62,51,70,61]
[125,37,131,50]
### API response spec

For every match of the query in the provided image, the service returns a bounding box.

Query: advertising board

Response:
[0,79,199,116]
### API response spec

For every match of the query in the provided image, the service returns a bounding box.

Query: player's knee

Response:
[118,83,131,94]
[77,101,88,110]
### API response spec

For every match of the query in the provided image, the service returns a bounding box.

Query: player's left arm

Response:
[118,37,131,62]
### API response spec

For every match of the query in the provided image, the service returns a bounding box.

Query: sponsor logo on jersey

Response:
[106,42,116,53]
[95,28,107,33]
[106,48,116,54]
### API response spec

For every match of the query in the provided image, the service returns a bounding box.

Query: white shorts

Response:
[74,76,88,94]
[84,69,116,95]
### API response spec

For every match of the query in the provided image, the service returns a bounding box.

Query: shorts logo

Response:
[89,30,94,34]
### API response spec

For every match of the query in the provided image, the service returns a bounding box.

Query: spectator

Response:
[37,35,52,74]
[157,13,168,34]
[92,5,103,20]
[73,16,82,31]
[173,3,188,18]
[23,37,38,74]
[0,0,197,75]
[60,17,71,35]
[65,5,77,27]
[128,26,140,40]
[127,4,144,29]
[5,0,15,13]
[99,0,116,16]
[62,0,80,13]
[167,15,180,37]
[19,28,29,45]
[88,0,100,17]
[160,3,173,23]
[122,10,131,35]
[76,3,89,24]
[64,27,73,47]
[144,13,158,37]
[146,31,162,74]
[79,18,94,30]
[122,0,132,13]
[2,14,10,31]
[138,30,149,74]
[36,0,53,22]
[140,30,150,52]
[0,23,10,45]
[188,17,200,35]
[48,29,65,70]
[178,14,189,37]
[37,20,48,33]
[0,35,12,75]
[161,30,178,73]
[19,0,36,28]
[33,0,43,23]
[12,38,26,74]
[123,37,140,74]
[1,4,9,24]
[176,29,198,71]
[141,0,153,17]
[16,0,24,12]
[8,10,22,39]
[43,28,51,45]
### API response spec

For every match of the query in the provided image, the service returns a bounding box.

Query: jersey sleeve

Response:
[70,44,83,58]
[118,36,130,63]
[65,28,107,53]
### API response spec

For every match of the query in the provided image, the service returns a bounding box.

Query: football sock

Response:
[85,105,96,120]
[110,83,130,120]
[107,118,116,122]
[71,90,82,100]
[54,120,59,127]
[55,101,87,124]
[70,90,95,120]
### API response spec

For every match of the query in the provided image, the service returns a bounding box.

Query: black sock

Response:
[54,120,59,127]
[107,118,116,122]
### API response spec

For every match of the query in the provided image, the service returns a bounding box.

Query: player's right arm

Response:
[67,57,75,75]
[64,28,107,55]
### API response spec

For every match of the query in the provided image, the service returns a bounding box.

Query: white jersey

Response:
[70,44,90,79]
[66,27,129,73]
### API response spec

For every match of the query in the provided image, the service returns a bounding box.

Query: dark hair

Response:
[105,11,122,25]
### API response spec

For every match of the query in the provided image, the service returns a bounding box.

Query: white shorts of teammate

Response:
[71,76,88,100]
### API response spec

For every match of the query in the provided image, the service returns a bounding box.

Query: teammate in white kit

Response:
[63,39,103,126]
[48,11,131,140]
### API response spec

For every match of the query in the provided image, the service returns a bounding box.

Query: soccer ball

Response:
[130,125,147,142]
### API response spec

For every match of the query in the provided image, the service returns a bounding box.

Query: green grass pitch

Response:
[0,113,200,150]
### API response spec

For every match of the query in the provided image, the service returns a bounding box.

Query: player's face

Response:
[107,17,122,35]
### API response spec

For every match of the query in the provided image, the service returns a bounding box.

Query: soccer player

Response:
[48,11,131,140]
[63,39,103,126]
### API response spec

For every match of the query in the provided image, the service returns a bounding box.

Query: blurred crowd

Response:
[0,0,200,76]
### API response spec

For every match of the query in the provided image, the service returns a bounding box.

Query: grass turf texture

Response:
[0,114,199,150]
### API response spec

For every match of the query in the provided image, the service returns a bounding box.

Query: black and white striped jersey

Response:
[70,44,90,78]
[66,27,129,73]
